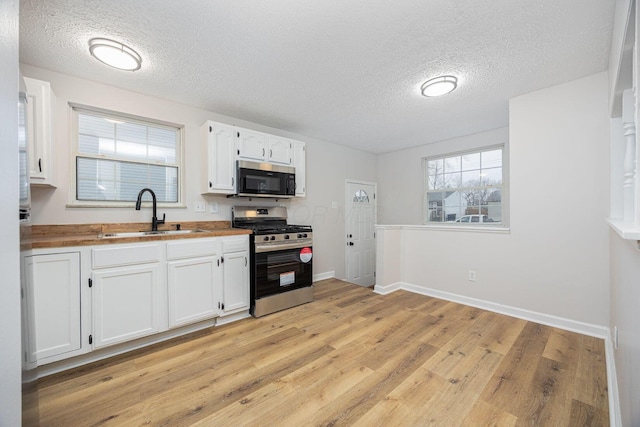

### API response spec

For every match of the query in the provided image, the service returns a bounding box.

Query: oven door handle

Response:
[255,242,311,253]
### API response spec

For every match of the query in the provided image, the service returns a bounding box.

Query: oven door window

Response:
[255,247,313,298]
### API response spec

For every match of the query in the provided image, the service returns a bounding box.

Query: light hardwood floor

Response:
[25,279,609,426]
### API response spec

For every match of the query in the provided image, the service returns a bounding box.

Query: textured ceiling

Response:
[19,0,615,154]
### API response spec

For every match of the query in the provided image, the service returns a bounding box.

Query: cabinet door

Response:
[24,77,56,187]
[292,141,306,197]
[204,122,236,193]
[237,128,267,161]
[222,251,249,314]
[167,256,221,328]
[268,136,292,165]
[23,252,81,363]
[92,264,164,348]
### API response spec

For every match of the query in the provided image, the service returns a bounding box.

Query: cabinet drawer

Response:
[223,236,248,253]
[92,243,161,269]
[166,238,221,261]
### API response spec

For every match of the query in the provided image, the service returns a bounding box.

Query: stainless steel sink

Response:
[98,229,208,238]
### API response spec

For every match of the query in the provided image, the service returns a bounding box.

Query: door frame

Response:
[344,179,378,286]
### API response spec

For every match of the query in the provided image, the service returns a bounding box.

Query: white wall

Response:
[376,72,610,327]
[0,0,22,425]
[19,64,378,279]
[609,231,640,427]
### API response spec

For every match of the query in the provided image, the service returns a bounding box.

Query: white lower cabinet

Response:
[23,235,250,370]
[91,243,166,349]
[221,237,250,315]
[167,238,223,328]
[22,252,82,365]
[92,264,165,348]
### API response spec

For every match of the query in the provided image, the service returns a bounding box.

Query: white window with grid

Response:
[424,146,505,225]
[70,105,183,206]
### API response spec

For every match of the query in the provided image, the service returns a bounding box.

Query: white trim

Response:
[215,310,251,326]
[313,271,335,282]
[374,281,608,338]
[607,218,640,242]
[376,223,510,234]
[27,317,217,380]
[605,327,623,427]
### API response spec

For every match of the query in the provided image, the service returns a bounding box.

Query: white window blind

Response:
[73,107,180,204]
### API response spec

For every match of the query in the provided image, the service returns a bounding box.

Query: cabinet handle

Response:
[231,177,234,187]
[38,158,42,173]
[245,257,247,266]
[270,149,273,158]
[262,148,265,157]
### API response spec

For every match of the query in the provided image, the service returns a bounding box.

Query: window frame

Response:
[68,103,186,208]
[422,144,509,229]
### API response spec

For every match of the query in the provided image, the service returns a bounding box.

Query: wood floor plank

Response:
[28,279,609,427]
[479,322,552,414]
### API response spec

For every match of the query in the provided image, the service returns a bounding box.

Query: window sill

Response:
[376,224,510,234]
[607,219,640,247]
[66,202,187,209]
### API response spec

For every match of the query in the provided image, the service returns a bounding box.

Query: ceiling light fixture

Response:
[421,75,458,97]
[89,38,142,71]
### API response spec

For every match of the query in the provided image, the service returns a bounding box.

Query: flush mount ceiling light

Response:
[89,38,142,71]
[421,75,458,97]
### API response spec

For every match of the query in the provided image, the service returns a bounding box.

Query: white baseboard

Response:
[374,282,609,338]
[374,281,621,425]
[604,329,622,427]
[313,271,335,282]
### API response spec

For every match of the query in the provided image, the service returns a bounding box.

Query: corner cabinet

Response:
[24,77,56,187]
[202,121,237,194]
[22,251,83,367]
[91,243,166,349]
[221,236,250,315]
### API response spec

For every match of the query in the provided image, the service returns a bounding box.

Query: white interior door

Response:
[345,180,376,286]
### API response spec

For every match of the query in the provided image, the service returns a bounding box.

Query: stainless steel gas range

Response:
[232,206,313,317]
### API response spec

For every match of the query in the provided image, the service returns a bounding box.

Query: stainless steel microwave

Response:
[236,160,296,198]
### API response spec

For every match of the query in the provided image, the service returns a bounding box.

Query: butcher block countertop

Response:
[25,221,251,249]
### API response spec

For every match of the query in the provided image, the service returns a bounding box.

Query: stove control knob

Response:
[297,234,302,238]
[302,233,308,238]
[263,236,270,241]
[270,236,276,241]
[284,235,290,240]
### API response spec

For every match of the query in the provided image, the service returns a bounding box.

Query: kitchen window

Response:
[424,145,506,226]
[70,105,183,206]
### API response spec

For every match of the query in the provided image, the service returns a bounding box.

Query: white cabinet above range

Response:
[237,129,292,165]
[201,120,306,197]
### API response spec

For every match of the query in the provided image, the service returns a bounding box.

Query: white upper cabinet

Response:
[202,120,303,195]
[24,77,56,187]
[202,121,237,194]
[237,128,292,165]
[267,136,293,165]
[292,140,306,197]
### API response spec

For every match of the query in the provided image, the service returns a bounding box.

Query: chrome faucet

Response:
[135,188,165,231]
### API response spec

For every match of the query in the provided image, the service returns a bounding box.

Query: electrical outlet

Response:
[468,270,477,282]
[614,326,619,350]
[209,202,219,214]
[194,202,206,213]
